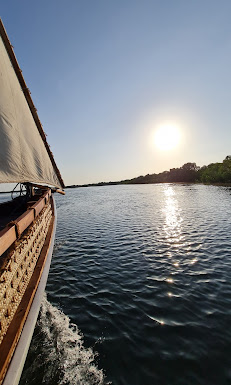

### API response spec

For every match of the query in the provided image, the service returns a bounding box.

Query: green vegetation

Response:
[127,156,231,185]
[66,156,231,188]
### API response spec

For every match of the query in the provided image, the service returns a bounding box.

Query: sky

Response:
[1,0,231,186]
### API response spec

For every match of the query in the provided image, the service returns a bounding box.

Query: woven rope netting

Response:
[0,202,52,344]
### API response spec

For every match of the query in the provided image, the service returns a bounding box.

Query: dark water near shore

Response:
[19,184,231,384]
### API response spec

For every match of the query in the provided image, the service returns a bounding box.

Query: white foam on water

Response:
[27,294,106,385]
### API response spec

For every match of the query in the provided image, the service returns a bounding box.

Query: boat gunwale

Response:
[0,195,56,384]
[0,189,51,257]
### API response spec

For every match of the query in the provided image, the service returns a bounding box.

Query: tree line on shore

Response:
[127,155,231,184]
[66,156,231,188]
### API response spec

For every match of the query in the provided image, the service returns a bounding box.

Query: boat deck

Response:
[0,194,43,231]
[0,197,28,231]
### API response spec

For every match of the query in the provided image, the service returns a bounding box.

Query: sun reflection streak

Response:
[163,186,181,235]
[161,186,199,280]
[162,185,185,275]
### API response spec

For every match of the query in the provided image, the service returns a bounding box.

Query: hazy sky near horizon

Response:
[1,1,231,185]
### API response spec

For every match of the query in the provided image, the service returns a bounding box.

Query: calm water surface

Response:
[20,184,231,384]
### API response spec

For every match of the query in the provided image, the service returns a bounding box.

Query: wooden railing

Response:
[0,190,51,257]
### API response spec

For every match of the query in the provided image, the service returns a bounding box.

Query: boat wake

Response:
[20,295,106,385]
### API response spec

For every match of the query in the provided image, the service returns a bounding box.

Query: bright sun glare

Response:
[154,124,181,151]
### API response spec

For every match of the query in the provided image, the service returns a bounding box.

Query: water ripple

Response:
[22,184,231,385]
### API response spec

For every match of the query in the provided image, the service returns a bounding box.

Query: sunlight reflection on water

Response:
[21,184,231,385]
[163,185,182,243]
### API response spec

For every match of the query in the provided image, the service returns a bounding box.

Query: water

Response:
[19,184,231,384]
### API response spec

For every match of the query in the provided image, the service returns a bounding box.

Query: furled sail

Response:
[0,19,64,189]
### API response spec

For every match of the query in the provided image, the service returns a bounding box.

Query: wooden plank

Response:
[0,201,55,384]
[15,210,35,236]
[30,198,45,217]
[56,189,65,195]
[0,190,50,255]
[0,227,17,257]
[43,192,49,204]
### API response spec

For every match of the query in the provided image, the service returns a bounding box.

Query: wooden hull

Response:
[0,191,56,385]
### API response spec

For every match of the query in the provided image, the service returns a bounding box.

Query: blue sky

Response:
[1,1,231,185]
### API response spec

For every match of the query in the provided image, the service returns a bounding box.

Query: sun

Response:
[154,124,181,151]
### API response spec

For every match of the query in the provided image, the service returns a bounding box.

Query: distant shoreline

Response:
[0,191,12,194]
[66,156,231,189]
[65,182,231,189]
[0,190,20,194]
[1,183,231,195]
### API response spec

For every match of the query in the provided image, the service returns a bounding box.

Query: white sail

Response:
[0,32,63,189]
